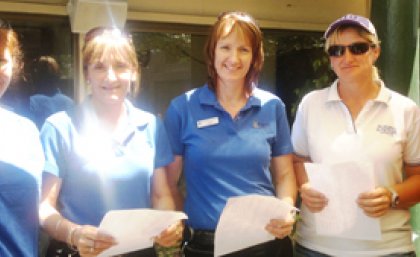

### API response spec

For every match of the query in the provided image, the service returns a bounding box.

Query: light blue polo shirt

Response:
[0,107,44,257]
[164,84,293,230]
[40,99,173,226]
[29,89,74,129]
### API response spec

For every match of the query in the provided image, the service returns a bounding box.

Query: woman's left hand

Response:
[74,225,116,257]
[265,215,295,239]
[357,187,391,217]
[154,220,184,247]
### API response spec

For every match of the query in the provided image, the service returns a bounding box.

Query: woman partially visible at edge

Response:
[0,19,44,257]
[292,14,420,257]
[39,27,182,257]
[164,11,296,257]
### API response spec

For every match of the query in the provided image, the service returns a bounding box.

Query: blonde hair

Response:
[325,25,381,81]
[205,11,264,93]
[82,27,140,96]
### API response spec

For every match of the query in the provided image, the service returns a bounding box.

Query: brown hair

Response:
[82,27,140,96]
[325,25,381,81]
[0,22,23,82]
[205,11,264,93]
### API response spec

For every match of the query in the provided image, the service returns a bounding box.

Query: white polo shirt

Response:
[291,80,420,256]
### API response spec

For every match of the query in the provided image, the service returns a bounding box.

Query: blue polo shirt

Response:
[0,107,44,257]
[164,84,293,230]
[40,99,173,226]
[30,90,74,129]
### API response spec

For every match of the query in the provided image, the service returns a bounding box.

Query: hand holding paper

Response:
[154,220,184,247]
[265,214,295,239]
[97,209,187,257]
[299,183,328,213]
[304,161,381,240]
[73,225,117,257]
[357,186,393,218]
[214,195,297,257]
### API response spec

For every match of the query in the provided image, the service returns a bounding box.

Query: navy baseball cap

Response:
[324,14,377,38]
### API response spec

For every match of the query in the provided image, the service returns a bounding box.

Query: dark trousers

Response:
[294,243,417,257]
[46,239,157,257]
[183,230,293,257]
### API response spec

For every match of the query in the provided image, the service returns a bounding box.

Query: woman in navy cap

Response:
[292,14,419,256]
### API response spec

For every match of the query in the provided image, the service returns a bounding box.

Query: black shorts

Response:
[183,229,293,257]
[46,239,157,257]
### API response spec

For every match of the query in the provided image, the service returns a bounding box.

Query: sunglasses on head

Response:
[84,26,132,45]
[327,42,376,57]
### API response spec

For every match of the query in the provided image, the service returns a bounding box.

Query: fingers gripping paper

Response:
[304,162,381,240]
[97,209,187,257]
[214,195,296,257]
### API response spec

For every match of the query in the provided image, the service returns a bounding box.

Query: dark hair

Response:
[205,11,264,93]
[33,56,60,81]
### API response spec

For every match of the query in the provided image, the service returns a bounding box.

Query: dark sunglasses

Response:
[327,42,376,57]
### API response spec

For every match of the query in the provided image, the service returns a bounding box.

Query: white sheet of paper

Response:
[97,209,187,257]
[305,162,381,240]
[214,195,296,257]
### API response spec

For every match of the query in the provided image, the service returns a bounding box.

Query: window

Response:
[0,13,74,122]
[127,22,209,116]
[1,14,334,124]
[127,22,334,122]
[1,13,74,98]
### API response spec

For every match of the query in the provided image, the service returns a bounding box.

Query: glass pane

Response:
[130,31,207,117]
[0,13,74,121]
[263,31,336,122]
[128,26,335,123]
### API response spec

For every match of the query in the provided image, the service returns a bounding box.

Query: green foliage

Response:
[263,33,336,120]
[131,33,193,67]
[155,245,182,257]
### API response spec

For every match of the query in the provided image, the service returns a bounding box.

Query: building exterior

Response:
[0,0,418,254]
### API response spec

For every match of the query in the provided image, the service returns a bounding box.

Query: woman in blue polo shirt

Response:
[164,11,297,257]
[0,20,44,257]
[39,27,182,257]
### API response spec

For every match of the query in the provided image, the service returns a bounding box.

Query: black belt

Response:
[188,228,215,246]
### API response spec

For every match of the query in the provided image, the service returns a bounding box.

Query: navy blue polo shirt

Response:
[164,84,293,230]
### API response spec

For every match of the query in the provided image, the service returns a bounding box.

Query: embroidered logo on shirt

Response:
[253,120,260,128]
[376,125,396,136]
[197,117,219,128]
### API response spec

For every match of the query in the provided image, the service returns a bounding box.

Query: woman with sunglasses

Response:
[292,14,420,257]
[39,27,182,257]
[164,11,296,257]
[0,20,44,257]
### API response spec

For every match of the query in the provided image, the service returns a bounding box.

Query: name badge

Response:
[197,117,219,128]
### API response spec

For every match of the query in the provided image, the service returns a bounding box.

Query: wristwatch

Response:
[387,187,400,208]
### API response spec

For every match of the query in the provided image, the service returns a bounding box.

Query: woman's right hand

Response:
[300,183,328,213]
[73,225,116,257]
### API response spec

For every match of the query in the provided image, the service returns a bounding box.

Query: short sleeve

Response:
[154,117,174,168]
[271,101,293,156]
[164,99,184,155]
[291,96,310,157]
[404,105,420,165]
[40,120,63,177]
